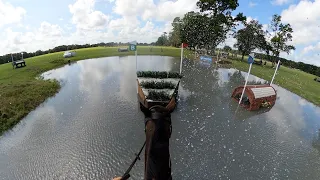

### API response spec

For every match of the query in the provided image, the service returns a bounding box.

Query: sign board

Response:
[199,60,211,68]
[129,44,137,51]
[200,56,212,62]
[248,53,255,64]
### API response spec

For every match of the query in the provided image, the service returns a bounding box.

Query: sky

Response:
[0,0,320,66]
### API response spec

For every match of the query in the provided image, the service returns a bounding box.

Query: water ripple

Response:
[0,57,320,180]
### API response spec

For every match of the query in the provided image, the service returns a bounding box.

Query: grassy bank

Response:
[229,60,320,106]
[0,46,179,135]
[0,46,319,135]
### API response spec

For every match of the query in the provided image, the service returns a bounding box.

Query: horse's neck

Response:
[144,117,172,180]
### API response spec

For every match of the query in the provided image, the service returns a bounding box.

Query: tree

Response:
[169,17,182,47]
[234,20,266,61]
[223,45,232,52]
[269,14,295,61]
[180,0,245,52]
[196,0,239,15]
[179,11,204,50]
[260,40,273,63]
[155,32,168,46]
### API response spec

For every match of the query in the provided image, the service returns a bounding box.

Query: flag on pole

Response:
[180,43,188,74]
[270,60,281,85]
[239,53,254,104]
[182,43,188,48]
[130,40,138,93]
[248,53,254,64]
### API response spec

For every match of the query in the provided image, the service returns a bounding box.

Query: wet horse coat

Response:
[144,106,172,180]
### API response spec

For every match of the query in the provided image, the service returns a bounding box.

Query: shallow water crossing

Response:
[0,56,320,180]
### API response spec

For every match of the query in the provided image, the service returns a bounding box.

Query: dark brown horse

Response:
[116,105,172,180]
[144,105,172,180]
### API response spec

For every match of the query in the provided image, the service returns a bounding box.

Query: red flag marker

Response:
[182,43,188,48]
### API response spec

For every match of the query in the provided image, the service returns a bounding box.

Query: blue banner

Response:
[248,55,254,64]
[200,56,212,62]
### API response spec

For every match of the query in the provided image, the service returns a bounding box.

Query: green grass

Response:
[229,59,320,106]
[0,46,319,135]
[0,46,180,135]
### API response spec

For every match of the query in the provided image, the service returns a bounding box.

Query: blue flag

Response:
[248,53,254,64]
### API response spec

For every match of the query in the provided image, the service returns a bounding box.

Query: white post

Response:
[270,60,280,85]
[135,48,138,93]
[21,53,23,60]
[135,49,137,71]
[11,54,14,62]
[180,43,183,74]
[239,63,252,104]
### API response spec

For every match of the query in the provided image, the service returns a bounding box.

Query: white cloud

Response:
[163,22,173,34]
[262,24,269,32]
[0,0,26,28]
[249,1,257,7]
[0,16,167,55]
[275,0,320,66]
[271,0,291,6]
[113,0,197,22]
[0,22,64,54]
[113,0,155,18]
[281,0,320,45]
[69,0,109,30]
[0,0,197,56]
[108,16,165,42]
[109,16,140,31]
[246,16,258,23]
[302,45,316,55]
[219,36,237,49]
[38,21,63,38]
[301,42,320,56]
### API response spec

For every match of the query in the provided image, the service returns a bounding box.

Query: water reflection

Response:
[0,57,319,180]
[312,130,320,154]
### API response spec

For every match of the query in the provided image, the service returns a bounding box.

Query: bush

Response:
[147,91,171,101]
[140,81,175,89]
[137,71,182,78]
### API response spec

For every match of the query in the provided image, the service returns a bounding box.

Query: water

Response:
[0,56,320,180]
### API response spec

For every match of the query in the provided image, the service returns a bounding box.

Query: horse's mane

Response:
[144,106,172,180]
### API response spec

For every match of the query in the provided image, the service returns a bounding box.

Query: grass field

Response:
[0,46,319,135]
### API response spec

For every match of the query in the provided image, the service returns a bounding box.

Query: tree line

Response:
[155,0,320,77]
[0,42,153,65]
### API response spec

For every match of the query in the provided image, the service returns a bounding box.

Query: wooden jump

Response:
[12,59,26,69]
[231,85,277,111]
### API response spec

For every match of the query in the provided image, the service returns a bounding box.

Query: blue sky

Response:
[1,0,320,66]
